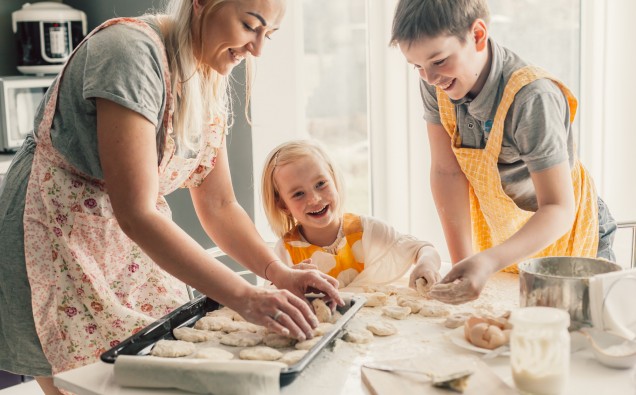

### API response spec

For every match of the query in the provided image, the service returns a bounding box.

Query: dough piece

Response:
[397,296,422,314]
[312,298,332,323]
[150,339,195,358]
[416,277,433,297]
[219,331,263,347]
[313,322,334,336]
[221,320,260,333]
[343,328,374,344]
[444,312,473,329]
[366,320,397,336]
[263,333,296,348]
[239,346,283,361]
[363,292,389,307]
[295,336,323,350]
[192,347,234,360]
[206,307,241,321]
[382,305,411,320]
[330,311,343,324]
[173,327,220,342]
[194,316,232,331]
[279,350,308,366]
[419,305,451,318]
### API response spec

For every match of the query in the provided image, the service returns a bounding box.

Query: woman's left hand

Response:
[270,264,345,307]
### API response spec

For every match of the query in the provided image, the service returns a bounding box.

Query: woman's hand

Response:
[232,286,319,341]
[428,252,498,304]
[268,263,344,308]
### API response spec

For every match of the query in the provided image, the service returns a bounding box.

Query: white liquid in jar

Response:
[510,307,571,395]
[513,368,567,395]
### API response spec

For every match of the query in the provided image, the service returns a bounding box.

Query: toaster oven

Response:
[0,75,55,152]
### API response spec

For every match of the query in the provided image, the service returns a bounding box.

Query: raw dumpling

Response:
[192,347,234,360]
[219,331,263,347]
[239,346,283,361]
[150,339,195,358]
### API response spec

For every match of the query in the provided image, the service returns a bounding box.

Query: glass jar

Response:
[509,307,570,395]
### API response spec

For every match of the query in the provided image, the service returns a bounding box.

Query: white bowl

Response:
[580,327,636,369]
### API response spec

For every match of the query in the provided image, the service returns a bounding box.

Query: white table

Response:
[55,273,636,395]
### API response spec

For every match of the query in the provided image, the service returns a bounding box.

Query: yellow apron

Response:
[437,66,599,273]
[283,213,365,278]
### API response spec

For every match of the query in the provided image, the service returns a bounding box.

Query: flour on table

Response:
[239,346,283,361]
[219,331,263,347]
[192,347,234,360]
[419,304,451,318]
[150,339,195,358]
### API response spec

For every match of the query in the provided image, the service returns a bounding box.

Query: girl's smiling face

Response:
[193,0,285,75]
[273,155,341,245]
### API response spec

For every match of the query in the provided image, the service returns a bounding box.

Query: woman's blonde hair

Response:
[163,0,255,152]
[261,140,345,238]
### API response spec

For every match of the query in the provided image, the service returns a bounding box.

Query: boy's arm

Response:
[430,161,575,304]
[427,122,473,263]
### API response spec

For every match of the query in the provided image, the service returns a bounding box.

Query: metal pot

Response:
[518,257,622,330]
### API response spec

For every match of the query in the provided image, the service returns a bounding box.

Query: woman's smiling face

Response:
[193,0,285,75]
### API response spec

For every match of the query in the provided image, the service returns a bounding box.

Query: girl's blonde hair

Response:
[261,140,345,238]
[163,0,255,152]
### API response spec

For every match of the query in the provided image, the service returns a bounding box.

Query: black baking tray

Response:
[100,294,366,386]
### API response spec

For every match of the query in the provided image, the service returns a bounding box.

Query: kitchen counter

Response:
[54,272,636,395]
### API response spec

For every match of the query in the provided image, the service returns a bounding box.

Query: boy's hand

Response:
[428,253,497,304]
[408,260,442,289]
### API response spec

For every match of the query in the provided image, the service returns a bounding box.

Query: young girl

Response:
[261,139,441,289]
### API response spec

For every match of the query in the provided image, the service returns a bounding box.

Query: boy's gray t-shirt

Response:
[36,17,167,179]
[420,38,573,212]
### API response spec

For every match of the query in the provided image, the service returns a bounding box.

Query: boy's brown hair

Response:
[390,0,490,46]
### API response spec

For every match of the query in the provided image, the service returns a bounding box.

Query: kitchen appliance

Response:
[0,75,54,152]
[12,2,87,75]
[518,257,622,330]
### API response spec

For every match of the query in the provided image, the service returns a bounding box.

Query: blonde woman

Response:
[261,139,441,290]
[0,1,341,393]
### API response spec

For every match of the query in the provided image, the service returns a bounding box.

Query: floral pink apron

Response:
[23,18,226,374]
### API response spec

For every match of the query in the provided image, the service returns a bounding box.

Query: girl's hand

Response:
[408,260,442,289]
[233,286,319,341]
[428,253,498,304]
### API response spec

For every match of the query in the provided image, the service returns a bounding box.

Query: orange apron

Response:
[23,18,225,373]
[283,213,365,279]
[437,66,599,273]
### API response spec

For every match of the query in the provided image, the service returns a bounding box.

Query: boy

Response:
[390,0,616,304]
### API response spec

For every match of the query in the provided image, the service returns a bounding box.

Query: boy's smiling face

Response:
[399,20,489,100]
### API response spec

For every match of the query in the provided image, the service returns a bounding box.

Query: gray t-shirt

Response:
[420,38,572,212]
[35,16,167,179]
